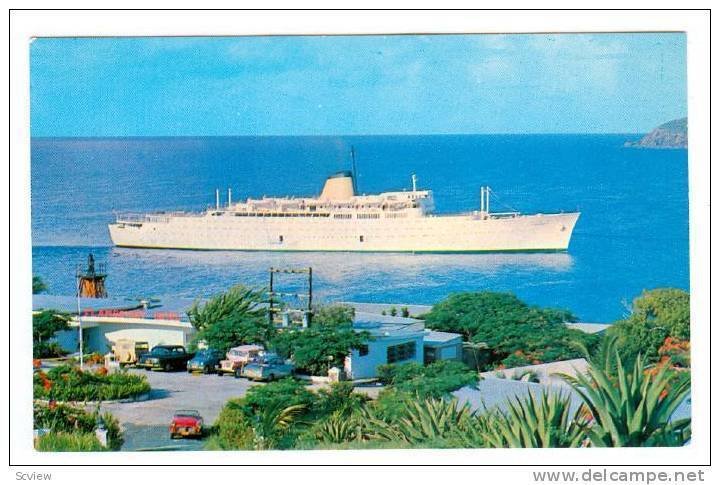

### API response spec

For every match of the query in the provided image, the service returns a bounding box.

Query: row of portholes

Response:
[278,235,365,243]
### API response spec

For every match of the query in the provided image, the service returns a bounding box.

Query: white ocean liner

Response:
[109,171,579,253]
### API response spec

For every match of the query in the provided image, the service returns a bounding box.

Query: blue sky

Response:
[30,33,686,137]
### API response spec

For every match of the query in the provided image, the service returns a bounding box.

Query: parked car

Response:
[241,351,295,381]
[187,348,224,374]
[137,345,193,371]
[111,338,149,366]
[217,344,264,377]
[169,410,203,439]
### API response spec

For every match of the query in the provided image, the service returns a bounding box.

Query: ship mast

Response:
[480,186,491,215]
[350,146,358,194]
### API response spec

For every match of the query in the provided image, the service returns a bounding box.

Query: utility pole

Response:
[75,269,83,370]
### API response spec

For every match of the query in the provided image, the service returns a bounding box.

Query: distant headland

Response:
[625,117,688,149]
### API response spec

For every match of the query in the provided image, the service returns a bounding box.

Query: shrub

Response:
[608,288,690,363]
[212,399,256,450]
[33,365,150,402]
[33,402,123,451]
[212,381,313,450]
[658,337,690,369]
[244,378,316,413]
[314,382,368,417]
[377,360,478,398]
[34,342,67,359]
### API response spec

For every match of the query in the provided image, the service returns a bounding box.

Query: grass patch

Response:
[35,432,106,452]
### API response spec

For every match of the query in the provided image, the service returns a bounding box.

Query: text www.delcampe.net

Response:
[532,469,706,484]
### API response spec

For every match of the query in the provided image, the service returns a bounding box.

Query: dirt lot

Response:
[98,368,261,450]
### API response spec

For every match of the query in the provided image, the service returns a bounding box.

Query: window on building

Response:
[279,235,284,243]
[358,345,369,357]
[387,341,416,364]
[359,235,364,242]
[424,347,437,365]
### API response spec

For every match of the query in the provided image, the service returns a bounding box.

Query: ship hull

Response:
[108,212,580,253]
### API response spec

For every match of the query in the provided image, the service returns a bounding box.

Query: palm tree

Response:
[187,285,265,331]
[32,275,47,294]
[480,390,587,448]
[560,351,690,447]
[249,402,306,450]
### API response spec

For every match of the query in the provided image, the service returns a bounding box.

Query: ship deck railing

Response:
[115,211,202,224]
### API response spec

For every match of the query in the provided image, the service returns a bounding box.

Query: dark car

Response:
[186,348,224,374]
[137,345,193,371]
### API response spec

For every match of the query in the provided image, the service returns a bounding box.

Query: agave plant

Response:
[480,390,587,448]
[560,351,691,447]
[366,395,484,447]
[313,411,364,444]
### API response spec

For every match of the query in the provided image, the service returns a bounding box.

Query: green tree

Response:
[187,285,273,353]
[32,275,47,294]
[196,316,274,354]
[270,304,367,376]
[33,310,70,358]
[423,292,593,367]
[608,288,689,362]
[272,325,368,376]
[312,304,355,326]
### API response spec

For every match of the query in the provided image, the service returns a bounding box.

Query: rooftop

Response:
[566,322,613,334]
[481,358,590,386]
[352,311,426,338]
[424,330,463,345]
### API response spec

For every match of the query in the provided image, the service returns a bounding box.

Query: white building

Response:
[33,295,196,353]
[344,312,463,379]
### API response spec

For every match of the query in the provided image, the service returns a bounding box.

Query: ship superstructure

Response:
[109,171,579,253]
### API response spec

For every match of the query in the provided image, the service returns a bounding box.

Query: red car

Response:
[169,410,203,439]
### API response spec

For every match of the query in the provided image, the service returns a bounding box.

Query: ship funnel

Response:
[319,171,355,200]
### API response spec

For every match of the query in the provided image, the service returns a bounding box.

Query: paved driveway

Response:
[98,369,261,450]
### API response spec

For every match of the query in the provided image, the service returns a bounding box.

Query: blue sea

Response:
[31,135,689,322]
